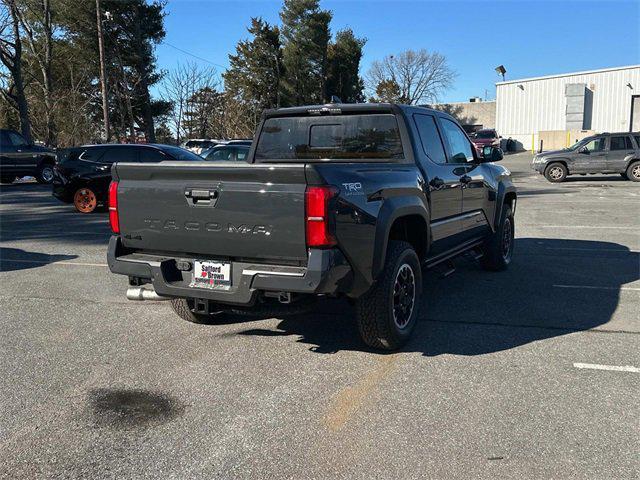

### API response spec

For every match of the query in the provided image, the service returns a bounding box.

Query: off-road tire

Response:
[481,205,514,271]
[36,163,54,184]
[0,176,16,184]
[355,241,422,351]
[626,161,640,182]
[544,162,567,182]
[170,298,219,324]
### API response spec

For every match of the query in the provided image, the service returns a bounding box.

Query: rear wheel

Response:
[355,241,422,351]
[544,163,567,182]
[626,161,640,182]
[36,163,54,184]
[481,205,514,271]
[73,187,98,213]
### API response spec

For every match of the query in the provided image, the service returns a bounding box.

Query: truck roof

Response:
[262,102,445,119]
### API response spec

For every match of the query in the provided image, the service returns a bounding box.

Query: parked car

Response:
[201,144,250,162]
[180,139,220,154]
[470,129,501,154]
[107,103,516,351]
[532,132,640,182]
[52,144,202,213]
[0,129,57,184]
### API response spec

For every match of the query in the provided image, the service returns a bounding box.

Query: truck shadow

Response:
[0,247,78,272]
[237,238,638,356]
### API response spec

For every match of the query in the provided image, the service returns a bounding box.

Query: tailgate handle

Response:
[184,188,219,206]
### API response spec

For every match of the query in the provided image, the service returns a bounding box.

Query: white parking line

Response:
[544,247,635,253]
[573,363,640,373]
[530,225,638,230]
[553,284,640,291]
[0,258,107,267]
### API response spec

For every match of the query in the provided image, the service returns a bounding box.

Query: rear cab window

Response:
[254,114,403,162]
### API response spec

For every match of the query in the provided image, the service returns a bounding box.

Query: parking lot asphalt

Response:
[1,152,638,479]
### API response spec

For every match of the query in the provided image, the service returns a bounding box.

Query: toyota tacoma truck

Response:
[107,103,516,350]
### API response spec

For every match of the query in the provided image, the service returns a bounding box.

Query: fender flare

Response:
[371,196,430,280]
[494,183,517,230]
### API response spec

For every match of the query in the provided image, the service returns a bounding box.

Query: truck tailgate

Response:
[114,162,308,262]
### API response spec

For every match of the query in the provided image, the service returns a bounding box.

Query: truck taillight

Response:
[108,181,119,234]
[305,185,338,248]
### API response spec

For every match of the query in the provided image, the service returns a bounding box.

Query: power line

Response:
[161,41,227,70]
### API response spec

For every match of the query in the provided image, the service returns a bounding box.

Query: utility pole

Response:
[96,0,110,141]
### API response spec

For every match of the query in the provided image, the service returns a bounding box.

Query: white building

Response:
[495,65,640,151]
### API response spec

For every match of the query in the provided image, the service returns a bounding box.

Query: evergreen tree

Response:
[279,0,331,106]
[326,28,365,103]
[224,17,283,118]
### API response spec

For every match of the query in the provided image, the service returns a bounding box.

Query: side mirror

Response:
[482,146,503,162]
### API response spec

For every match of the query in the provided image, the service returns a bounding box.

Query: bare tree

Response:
[159,61,219,143]
[0,0,32,142]
[14,0,55,145]
[366,49,456,105]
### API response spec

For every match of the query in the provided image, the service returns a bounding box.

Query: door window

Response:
[440,118,474,163]
[236,148,248,161]
[634,136,640,148]
[7,131,27,147]
[582,137,606,152]
[609,136,632,151]
[0,131,12,147]
[209,148,234,161]
[139,148,166,163]
[413,114,447,164]
[101,147,139,164]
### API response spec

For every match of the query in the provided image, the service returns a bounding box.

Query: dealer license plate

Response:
[191,260,231,289]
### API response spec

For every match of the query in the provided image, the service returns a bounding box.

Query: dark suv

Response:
[107,103,516,350]
[53,144,202,213]
[0,129,56,184]
[532,132,640,182]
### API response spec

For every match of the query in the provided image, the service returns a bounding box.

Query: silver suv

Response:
[532,132,640,182]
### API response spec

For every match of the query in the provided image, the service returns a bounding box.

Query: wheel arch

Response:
[372,197,430,280]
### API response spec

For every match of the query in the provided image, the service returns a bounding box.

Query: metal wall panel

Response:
[495,66,640,150]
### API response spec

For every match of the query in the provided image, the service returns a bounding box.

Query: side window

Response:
[413,114,447,164]
[139,148,166,163]
[0,131,11,147]
[78,147,107,162]
[583,137,606,152]
[7,131,27,147]
[101,147,138,164]
[211,149,233,161]
[610,136,632,151]
[439,118,474,163]
[236,149,247,161]
[634,136,640,148]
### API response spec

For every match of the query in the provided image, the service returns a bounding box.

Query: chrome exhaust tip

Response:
[126,287,170,301]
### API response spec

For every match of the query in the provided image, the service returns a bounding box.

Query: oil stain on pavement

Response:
[88,388,184,429]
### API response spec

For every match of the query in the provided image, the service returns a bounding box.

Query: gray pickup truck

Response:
[107,103,516,350]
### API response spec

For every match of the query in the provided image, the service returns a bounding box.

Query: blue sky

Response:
[155,0,640,102]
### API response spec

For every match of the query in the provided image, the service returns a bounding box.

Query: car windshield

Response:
[255,114,404,161]
[474,130,496,139]
[160,146,204,161]
[567,138,593,151]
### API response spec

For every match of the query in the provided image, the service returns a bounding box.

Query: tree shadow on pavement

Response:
[236,238,639,356]
[0,247,78,272]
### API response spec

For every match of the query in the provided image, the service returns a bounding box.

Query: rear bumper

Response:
[107,236,353,305]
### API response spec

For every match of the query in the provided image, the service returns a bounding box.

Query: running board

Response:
[424,238,485,269]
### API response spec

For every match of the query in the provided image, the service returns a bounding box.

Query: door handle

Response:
[460,175,472,184]
[429,177,445,190]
